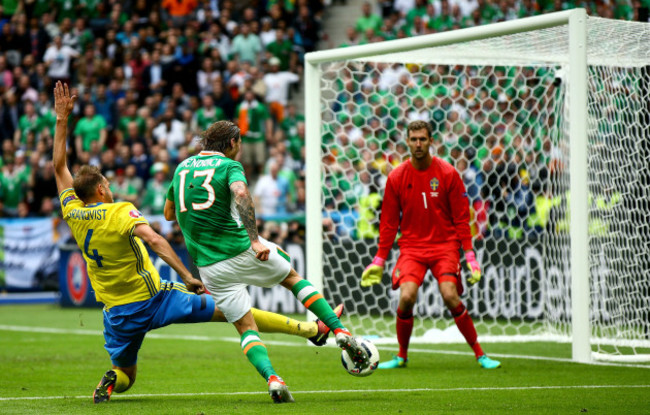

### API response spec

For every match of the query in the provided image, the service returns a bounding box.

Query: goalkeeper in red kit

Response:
[361,120,501,370]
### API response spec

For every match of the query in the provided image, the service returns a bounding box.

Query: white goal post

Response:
[304,9,650,364]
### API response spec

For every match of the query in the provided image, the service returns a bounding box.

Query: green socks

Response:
[240,330,276,380]
[291,280,344,331]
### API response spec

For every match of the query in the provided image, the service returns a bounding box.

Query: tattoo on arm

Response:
[231,182,259,241]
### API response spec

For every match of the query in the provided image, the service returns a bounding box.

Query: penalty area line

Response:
[1,385,649,402]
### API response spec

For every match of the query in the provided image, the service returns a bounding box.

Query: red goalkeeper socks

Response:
[451,303,484,359]
[396,307,414,360]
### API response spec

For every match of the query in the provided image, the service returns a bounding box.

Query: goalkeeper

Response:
[361,120,501,370]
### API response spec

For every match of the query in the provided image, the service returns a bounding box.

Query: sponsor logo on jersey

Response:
[129,209,143,218]
[62,195,77,207]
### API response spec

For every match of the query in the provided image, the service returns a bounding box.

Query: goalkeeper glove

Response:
[361,256,385,287]
[465,251,481,285]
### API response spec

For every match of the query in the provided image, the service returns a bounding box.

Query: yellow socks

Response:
[251,308,318,339]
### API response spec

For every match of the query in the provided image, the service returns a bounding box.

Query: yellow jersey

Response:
[59,188,161,308]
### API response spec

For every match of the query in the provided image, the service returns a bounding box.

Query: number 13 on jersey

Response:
[178,167,219,212]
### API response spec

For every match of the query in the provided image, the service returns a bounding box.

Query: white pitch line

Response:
[1,324,649,369]
[1,385,649,402]
[0,325,300,347]
[401,347,650,369]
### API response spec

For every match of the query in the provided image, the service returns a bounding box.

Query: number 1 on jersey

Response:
[178,168,217,212]
[421,192,428,209]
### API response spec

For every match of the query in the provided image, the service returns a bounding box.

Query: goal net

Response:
[304,10,650,363]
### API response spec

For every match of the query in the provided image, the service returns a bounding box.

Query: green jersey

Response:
[355,14,383,35]
[195,107,225,131]
[54,0,77,21]
[110,180,137,202]
[16,114,42,144]
[142,179,170,215]
[0,168,28,209]
[167,151,251,266]
[118,115,146,137]
[74,115,107,151]
[235,100,270,143]
[2,0,19,15]
[265,40,293,71]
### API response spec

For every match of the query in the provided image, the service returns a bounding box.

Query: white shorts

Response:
[199,237,292,323]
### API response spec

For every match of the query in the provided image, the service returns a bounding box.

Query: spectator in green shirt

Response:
[404,0,429,29]
[356,2,384,35]
[109,168,138,204]
[0,154,28,216]
[280,103,305,138]
[265,27,295,72]
[54,0,78,21]
[2,0,19,16]
[14,101,42,148]
[235,90,272,177]
[517,0,541,18]
[74,103,107,155]
[478,0,500,21]
[287,121,306,162]
[429,0,455,32]
[116,103,146,142]
[193,94,225,132]
[141,162,170,215]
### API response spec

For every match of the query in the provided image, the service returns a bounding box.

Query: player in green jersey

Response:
[165,120,370,403]
[52,83,342,405]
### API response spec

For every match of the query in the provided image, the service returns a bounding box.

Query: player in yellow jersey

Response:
[52,83,341,404]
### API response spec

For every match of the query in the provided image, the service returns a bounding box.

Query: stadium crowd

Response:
[323,0,646,241]
[0,0,324,243]
[0,0,646,244]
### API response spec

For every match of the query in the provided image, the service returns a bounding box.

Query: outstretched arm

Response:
[52,82,77,194]
[133,223,205,294]
[230,180,269,261]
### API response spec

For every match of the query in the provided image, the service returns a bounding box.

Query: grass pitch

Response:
[0,304,648,414]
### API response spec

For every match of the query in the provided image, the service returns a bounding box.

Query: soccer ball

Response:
[341,338,379,377]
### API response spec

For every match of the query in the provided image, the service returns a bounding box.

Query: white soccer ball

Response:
[341,338,379,377]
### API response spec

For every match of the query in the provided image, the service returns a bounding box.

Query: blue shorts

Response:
[103,281,215,367]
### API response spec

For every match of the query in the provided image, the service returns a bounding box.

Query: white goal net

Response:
[304,10,650,363]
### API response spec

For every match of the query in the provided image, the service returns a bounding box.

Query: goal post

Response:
[567,9,590,364]
[304,9,650,364]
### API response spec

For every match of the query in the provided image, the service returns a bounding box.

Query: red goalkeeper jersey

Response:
[376,157,473,259]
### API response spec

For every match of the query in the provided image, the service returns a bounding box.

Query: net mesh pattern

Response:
[313,17,650,359]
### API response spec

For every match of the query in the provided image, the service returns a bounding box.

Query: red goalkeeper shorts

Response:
[391,242,463,295]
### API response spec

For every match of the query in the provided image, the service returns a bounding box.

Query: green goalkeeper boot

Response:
[477,355,501,369]
[377,355,407,369]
